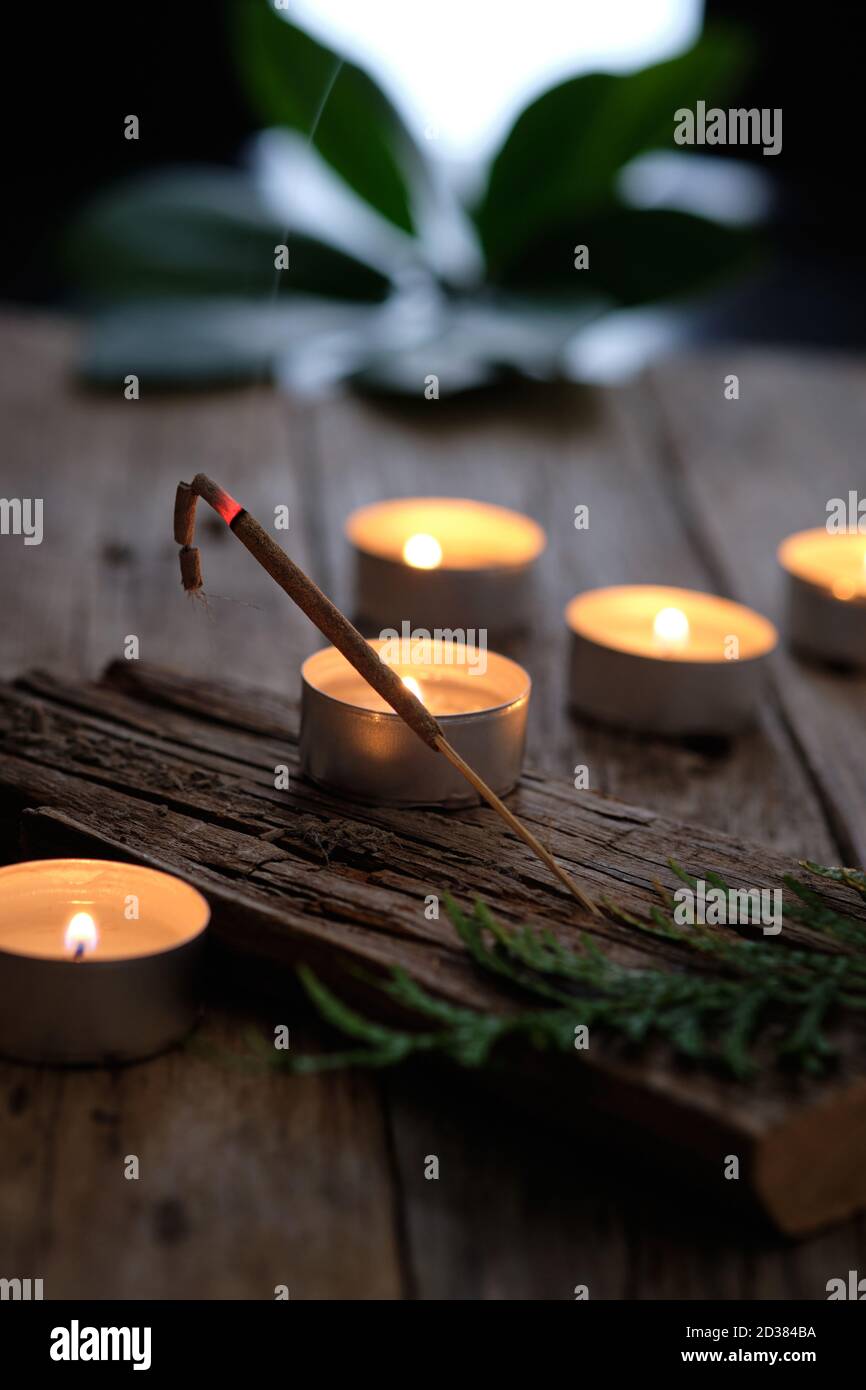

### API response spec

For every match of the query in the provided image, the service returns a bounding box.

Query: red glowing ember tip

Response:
[214,487,242,526]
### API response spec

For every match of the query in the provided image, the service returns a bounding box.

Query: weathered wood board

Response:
[3,316,866,1293]
[2,659,864,1236]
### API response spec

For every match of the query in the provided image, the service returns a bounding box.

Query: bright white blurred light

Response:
[286,0,701,160]
[653,607,690,648]
[403,533,443,569]
[619,153,773,226]
[564,308,683,384]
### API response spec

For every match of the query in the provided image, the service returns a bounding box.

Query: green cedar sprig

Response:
[235,862,866,1081]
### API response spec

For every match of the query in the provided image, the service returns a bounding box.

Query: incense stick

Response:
[175,474,598,914]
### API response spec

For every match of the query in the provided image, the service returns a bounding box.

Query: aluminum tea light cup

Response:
[345,497,546,634]
[0,859,210,1065]
[300,638,530,806]
[565,585,778,737]
[778,529,866,668]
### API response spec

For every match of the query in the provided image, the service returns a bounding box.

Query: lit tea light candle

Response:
[778,529,866,667]
[0,859,210,1064]
[300,638,530,805]
[565,585,778,736]
[345,498,546,634]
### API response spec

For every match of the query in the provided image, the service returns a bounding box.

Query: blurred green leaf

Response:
[489,208,756,304]
[65,168,389,302]
[232,0,427,235]
[66,15,766,396]
[476,26,751,277]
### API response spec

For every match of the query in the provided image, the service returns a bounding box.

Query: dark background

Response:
[2,2,862,347]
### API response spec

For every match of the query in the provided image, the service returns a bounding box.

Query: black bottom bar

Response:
[1,1298,860,1375]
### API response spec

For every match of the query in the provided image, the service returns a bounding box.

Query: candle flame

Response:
[402,533,443,570]
[401,674,425,705]
[653,606,690,649]
[65,911,98,959]
[842,547,866,599]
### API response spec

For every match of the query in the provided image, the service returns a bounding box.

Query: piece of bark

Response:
[2,661,864,1236]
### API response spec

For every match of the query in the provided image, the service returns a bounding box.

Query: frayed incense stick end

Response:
[179,545,203,592]
[174,482,197,547]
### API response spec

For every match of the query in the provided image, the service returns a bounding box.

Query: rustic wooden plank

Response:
[0,314,408,1301]
[382,1063,866,1298]
[2,661,864,1241]
[302,381,858,1289]
[2,316,863,1296]
[307,386,840,865]
[646,350,866,865]
[0,1008,404,1299]
[7,664,863,954]
[0,313,321,693]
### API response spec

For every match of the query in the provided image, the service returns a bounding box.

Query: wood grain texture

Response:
[1,660,865,1240]
[0,315,405,1301]
[1,1012,403,1300]
[310,384,840,864]
[645,353,866,865]
[1,314,865,1295]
